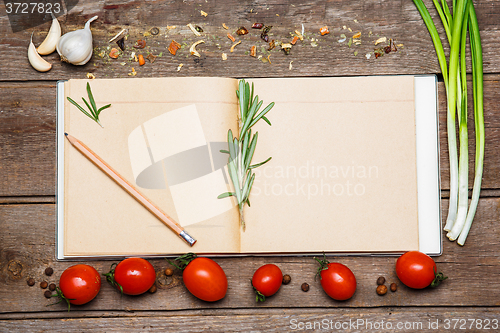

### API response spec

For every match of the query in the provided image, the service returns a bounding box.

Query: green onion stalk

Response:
[413,0,484,245]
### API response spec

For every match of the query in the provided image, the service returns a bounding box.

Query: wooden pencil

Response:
[64,132,196,246]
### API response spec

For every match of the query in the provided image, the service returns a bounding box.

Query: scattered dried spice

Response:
[109,48,120,59]
[116,37,125,51]
[134,39,146,49]
[128,67,137,76]
[252,23,264,29]
[138,54,145,66]
[150,27,159,35]
[45,267,54,276]
[374,48,384,58]
[221,53,227,60]
[49,283,56,291]
[268,40,275,51]
[294,29,304,41]
[146,53,157,63]
[108,28,127,43]
[148,284,157,293]
[230,40,241,52]
[27,278,35,286]
[320,26,329,35]
[301,283,309,292]
[227,33,236,42]
[236,26,248,35]
[177,63,183,71]
[250,45,256,57]
[200,10,208,17]
[390,283,397,292]
[377,276,386,285]
[195,25,204,33]
[222,23,229,30]
[261,26,272,42]
[267,54,271,64]
[86,72,95,79]
[282,274,291,285]
[189,40,205,57]
[338,34,347,43]
[289,60,293,70]
[187,23,201,36]
[376,285,388,295]
[165,268,174,276]
[281,42,292,55]
[365,53,372,59]
[348,37,353,47]
[374,37,387,45]
[291,36,299,45]
[168,40,181,55]
[352,31,361,39]
[44,290,52,298]
[40,281,48,289]
[143,31,151,37]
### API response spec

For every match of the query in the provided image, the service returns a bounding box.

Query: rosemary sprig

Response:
[67,82,111,127]
[218,79,274,230]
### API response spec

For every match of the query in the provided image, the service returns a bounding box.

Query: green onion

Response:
[413,0,485,245]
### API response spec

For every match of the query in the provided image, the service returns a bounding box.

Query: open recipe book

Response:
[56,76,441,259]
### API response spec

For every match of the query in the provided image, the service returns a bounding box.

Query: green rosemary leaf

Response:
[67,83,109,127]
[249,82,254,111]
[220,149,230,154]
[261,115,272,126]
[217,192,235,199]
[86,82,98,115]
[227,160,242,203]
[97,104,112,116]
[82,97,97,118]
[244,82,251,115]
[246,174,256,201]
[241,129,251,165]
[249,102,275,129]
[228,129,236,160]
[249,156,272,169]
[241,172,255,201]
[238,80,246,122]
[240,98,263,136]
[245,133,259,170]
[67,97,93,120]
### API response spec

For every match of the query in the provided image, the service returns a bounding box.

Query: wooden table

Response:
[1,0,499,331]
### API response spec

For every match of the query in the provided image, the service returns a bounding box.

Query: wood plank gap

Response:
[0,195,55,205]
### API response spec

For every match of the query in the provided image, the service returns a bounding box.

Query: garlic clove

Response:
[28,34,52,72]
[37,15,61,55]
[56,16,97,66]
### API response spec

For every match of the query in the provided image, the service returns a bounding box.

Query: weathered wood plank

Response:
[0,308,499,332]
[0,0,499,80]
[2,76,500,197]
[0,198,499,314]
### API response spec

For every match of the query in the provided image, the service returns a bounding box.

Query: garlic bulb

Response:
[28,33,52,72]
[37,15,61,55]
[56,16,97,65]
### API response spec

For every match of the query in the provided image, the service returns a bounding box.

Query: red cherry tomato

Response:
[109,258,156,295]
[316,256,356,301]
[59,264,101,305]
[252,264,283,301]
[182,257,228,302]
[396,251,446,289]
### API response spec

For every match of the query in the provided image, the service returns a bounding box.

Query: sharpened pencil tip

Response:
[64,132,68,137]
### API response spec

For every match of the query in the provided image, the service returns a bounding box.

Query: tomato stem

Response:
[251,280,266,302]
[168,252,198,271]
[314,253,330,281]
[430,267,448,288]
[103,263,124,296]
[47,287,75,312]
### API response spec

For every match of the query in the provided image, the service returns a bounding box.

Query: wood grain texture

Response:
[0,308,499,332]
[1,77,500,197]
[0,0,499,80]
[0,198,499,314]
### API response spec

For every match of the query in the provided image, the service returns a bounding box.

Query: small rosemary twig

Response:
[67,82,111,127]
[218,79,274,230]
